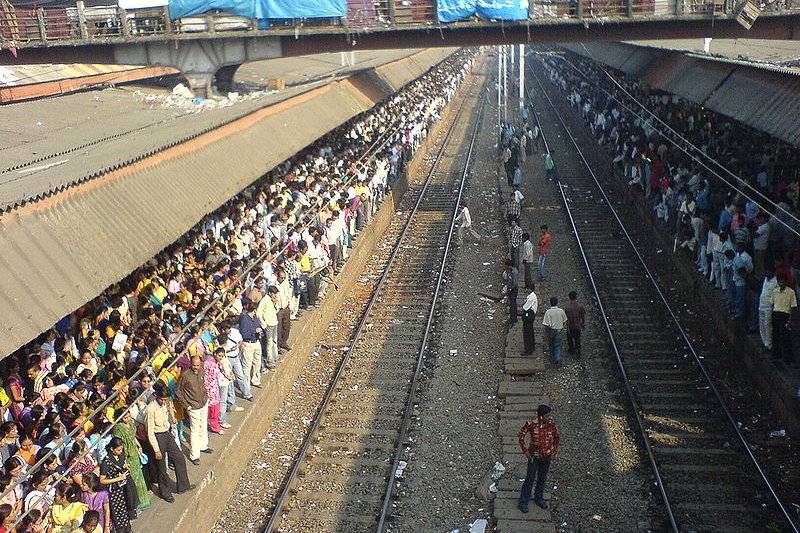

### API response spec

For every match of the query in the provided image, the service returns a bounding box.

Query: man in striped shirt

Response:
[517,404,560,513]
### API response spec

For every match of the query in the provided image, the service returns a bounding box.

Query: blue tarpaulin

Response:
[169,0,345,20]
[437,0,478,22]
[436,0,529,22]
[477,0,529,19]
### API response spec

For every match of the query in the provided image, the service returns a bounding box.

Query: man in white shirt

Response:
[454,201,481,245]
[758,268,777,352]
[521,233,535,290]
[257,287,280,371]
[542,297,568,364]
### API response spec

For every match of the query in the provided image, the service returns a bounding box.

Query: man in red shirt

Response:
[537,225,551,281]
[517,404,560,512]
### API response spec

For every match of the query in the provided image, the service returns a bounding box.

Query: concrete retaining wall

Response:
[164,54,466,533]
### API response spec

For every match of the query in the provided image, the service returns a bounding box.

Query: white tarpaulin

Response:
[118,0,168,9]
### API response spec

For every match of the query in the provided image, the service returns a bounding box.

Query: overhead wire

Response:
[548,44,800,240]
[0,104,409,526]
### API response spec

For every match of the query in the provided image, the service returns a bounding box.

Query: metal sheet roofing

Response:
[0,47,456,357]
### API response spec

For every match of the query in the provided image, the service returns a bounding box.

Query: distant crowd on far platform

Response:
[543,52,798,364]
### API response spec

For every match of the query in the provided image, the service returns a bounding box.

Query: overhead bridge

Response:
[2,0,800,96]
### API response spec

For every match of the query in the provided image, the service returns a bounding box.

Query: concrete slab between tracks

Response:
[489,152,557,532]
[126,52,465,533]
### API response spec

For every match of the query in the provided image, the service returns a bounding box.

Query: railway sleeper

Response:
[276,509,377,531]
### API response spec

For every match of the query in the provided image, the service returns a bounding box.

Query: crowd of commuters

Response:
[0,50,477,532]
[542,51,799,364]
[485,117,586,367]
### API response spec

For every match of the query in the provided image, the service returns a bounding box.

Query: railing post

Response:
[627,0,634,16]
[76,0,89,39]
[576,0,583,19]
[205,13,215,33]
[35,7,47,40]
[388,0,396,24]
[163,6,173,33]
[119,8,130,36]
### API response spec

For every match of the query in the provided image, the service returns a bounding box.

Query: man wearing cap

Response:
[517,404,560,513]
[145,382,193,502]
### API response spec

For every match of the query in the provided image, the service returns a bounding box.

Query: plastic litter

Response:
[490,462,506,481]
[769,429,786,438]
[488,482,498,493]
[592,514,602,521]
[469,519,487,533]
[395,460,408,478]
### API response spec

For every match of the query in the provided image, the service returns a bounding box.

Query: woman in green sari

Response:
[112,407,151,512]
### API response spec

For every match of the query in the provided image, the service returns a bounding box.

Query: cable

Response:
[0,52,469,526]
[549,45,800,240]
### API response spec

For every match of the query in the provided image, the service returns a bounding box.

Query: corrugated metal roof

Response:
[705,67,800,146]
[0,47,456,357]
[652,56,734,103]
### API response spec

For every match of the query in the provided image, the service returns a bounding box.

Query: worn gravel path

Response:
[389,57,655,532]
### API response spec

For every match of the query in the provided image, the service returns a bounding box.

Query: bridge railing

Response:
[0,0,790,47]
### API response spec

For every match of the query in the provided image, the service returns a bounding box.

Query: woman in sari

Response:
[99,438,133,533]
[111,408,150,512]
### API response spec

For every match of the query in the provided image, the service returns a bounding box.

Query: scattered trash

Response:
[172,83,194,99]
[469,519,487,533]
[488,482,498,493]
[450,349,458,356]
[490,462,506,481]
[592,514,602,521]
[395,460,408,478]
[769,429,786,438]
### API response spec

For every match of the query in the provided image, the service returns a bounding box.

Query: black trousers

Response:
[508,287,519,324]
[153,431,190,499]
[522,261,533,289]
[522,309,535,354]
[772,311,793,361]
[278,307,291,349]
[567,327,581,355]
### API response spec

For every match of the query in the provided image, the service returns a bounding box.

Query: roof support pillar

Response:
[112,38,280,97]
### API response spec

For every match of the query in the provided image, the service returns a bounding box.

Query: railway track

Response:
[264,70,486,532]
[526,55,799,533]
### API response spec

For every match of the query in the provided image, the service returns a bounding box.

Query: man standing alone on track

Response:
[542,297,568,364]
[517,404,560,513]
[564,291,585,357]
[454,201,481,245]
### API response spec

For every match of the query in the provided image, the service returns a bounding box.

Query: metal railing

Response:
[0,0,796,47]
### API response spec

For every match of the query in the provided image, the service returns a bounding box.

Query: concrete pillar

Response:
[113,38,281,99]
[214,64,241,94]
[183,71,214,99]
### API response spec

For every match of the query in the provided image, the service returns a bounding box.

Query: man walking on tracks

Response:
[537,225,551,281]
[517,404,560,513]
[542,297,568,364]
[564,291,585,356]
[505,260,520,326]
[454,201,481,245]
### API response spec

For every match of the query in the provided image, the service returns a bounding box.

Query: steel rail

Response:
[264,76,483,533]
[524,66,680,533]
[377,92,486,532]
[0,73,408,528]
[528,56,800,533]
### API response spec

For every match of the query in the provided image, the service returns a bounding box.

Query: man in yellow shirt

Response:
[771,275,797,362]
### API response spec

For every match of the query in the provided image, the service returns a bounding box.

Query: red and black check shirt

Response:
[518,417,561,459]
